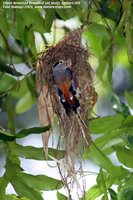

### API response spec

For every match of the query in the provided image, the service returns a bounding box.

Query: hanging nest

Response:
[36,28,97,174]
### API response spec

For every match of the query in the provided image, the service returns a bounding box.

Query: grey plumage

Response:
[52,62,72,85]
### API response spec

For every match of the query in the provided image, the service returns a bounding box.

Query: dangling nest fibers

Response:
[36,28,97,173]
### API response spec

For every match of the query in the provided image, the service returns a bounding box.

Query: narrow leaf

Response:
[84,143,113,170]
[57,192,67,200]
[125,91,133,109]
[115,145,133,168]
[0,130,16,141]
[97,169,108,199]
[0,176,8,200]
[89,114,124,134]
[6,194,30,200]
[117,176,133,200]
[7,95,16,135]
[17,172,63,191]
[85,185,102,200]
[16,126,50,138]
[11,176,43,200]
[0,62,22,76]
[20,9,45,33]
[5,158,21,182]
[123,116,133,128]
[15,92,36,114]
[108,188,117,200]
[0,74,17,93]
[13,143,65,160]
[45,10,55,32]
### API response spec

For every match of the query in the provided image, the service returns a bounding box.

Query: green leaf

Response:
[11,11,25,40]
[57,192,67,200]
[13,143,65,160]
[83,29,102,56]
[117,176,133,200]
[123,116,133,128]
[7,95,16,135]
[16,126,50,138]
[127,135,133,147]
[12,75,35,98]
[0,126,50,141]
[125,91,133,109]
[107,44,113,83]
[13,143,45,160]
[99,3,117,21]
[6,194,30,200]
[0,130,16,142]
[56,9,68,20]
[122,189,133,200]
[85,185,102,200]
[5,158,21,182]
[89,23,108,39]
[89,114,124,134]
[111,94,130,117]
[0,74,17,93]
[108,188,117,200]
[96,51,107,81]
[96,44,113,82]
[11,176,43,200]
[45,10,55,32]
[15,92,36,114]
[94,128,126,154]
[115,146,133,168]
[20,9,45,33]
[86,166,129,200]
[28,28,37,58]
[0,176,8,200]
[97,169,108,199]
[123,0,133,63]
[0,62,22,76]
[0,12,8,38]
[17,172,63,191]
[108,166,128,186]
[84,143,113,170]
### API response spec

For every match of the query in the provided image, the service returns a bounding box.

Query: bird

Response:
[52,60,80,115]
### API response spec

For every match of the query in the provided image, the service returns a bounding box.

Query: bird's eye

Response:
[59,60,63,63]
[53,60,64,68]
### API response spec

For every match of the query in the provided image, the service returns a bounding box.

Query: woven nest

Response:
[36,28,97,169]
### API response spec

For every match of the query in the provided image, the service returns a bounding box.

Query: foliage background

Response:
[0,0,133,199]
